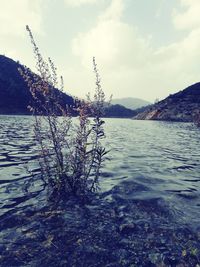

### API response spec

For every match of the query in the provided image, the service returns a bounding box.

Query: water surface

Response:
[0,116,200,266]
[103,118,200,226]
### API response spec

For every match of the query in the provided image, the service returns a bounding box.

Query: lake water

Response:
[103,118,200,226]
[0,115,200,266]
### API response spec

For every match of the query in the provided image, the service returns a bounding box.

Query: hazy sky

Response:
[1,0,200,102]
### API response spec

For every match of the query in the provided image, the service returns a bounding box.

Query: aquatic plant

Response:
[19,26,109,199]
[194,112,200,127]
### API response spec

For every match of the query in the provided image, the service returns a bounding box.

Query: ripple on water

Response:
[0,117,199,226]
[0,117,200,266]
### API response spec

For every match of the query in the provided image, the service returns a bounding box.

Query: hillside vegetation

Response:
[134,83,200,122]
[0,55,135,118]
[0,55,75,115]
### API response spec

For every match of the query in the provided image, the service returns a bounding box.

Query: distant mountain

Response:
[104,104,136,118]
[0,55,75,115]
[0,55,133,118]
[134,83,200,122]
[111,97,151,110]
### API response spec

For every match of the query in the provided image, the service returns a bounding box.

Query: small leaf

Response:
[43,235,54,248]
[182,249,187,257]
[76,239,82,245]
[191,247,198,256]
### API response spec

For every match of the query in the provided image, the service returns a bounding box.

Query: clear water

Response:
[0,116,200,227]
[1,115,200,266]
[103,118,200,227]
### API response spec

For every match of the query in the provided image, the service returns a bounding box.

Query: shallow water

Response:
[0,115,200,266]
[102,119,200,227]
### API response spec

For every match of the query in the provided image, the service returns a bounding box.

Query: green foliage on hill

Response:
[134,82,200,122]
[0,55,30,114]
[0,55,75,115]
[104,104,136,118]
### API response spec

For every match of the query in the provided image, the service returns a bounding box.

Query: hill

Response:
[104,104,136,118]
[134,83,200,122]
[0,55,134,118]
[111,97,151,110]
[0,55,74,115]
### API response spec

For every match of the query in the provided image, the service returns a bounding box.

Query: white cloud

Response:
[69,0,157,99]
[72,20,151,70]
[68,0,200,101]
[1,0,199,102]
[0,0,43,36]
[173,0,200,30]
[99,0,124,21]
[72,0,151,70]
[155,0,166,19]
[64,0,98,7]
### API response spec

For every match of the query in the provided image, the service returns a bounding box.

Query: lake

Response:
[0,115,200,266]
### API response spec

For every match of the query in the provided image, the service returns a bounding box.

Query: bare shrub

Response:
[19,26,109,199]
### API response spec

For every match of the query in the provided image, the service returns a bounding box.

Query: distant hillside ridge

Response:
[111,97,151,110]
[0,55,135,118]
[134,82,200,122]
[104,104,136,118]
[0,55,75,115]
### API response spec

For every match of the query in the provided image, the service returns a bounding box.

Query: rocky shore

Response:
[134,83,200,122]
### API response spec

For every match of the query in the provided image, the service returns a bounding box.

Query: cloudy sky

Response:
[1,0,200,102]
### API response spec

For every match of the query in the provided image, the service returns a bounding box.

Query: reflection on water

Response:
[1,116,200,266]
